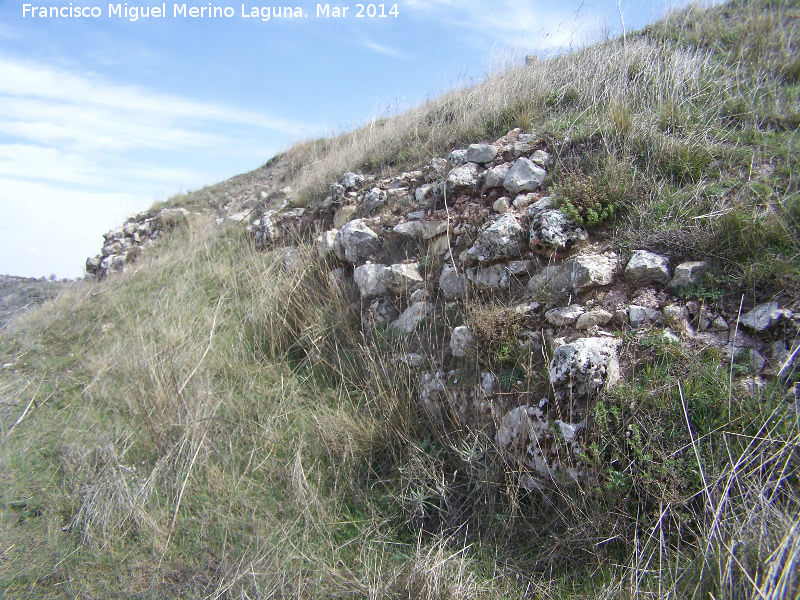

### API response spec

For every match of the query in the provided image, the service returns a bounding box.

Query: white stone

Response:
[549,337,622,400]
[466,213,526,263]
[439,264,469,300]
[354,264,391,297]
[529,209,587,255]
[545,305,585,326]
[390,302,435,334]
[446,162,483,193]
[450,326,475,358]
[485,163,512,189]
[316,229,338,258]
[503,157,546,194]
[334,219,381,264]
[492,197,511,213]
[575,309,613,330]
[465,143,498,164]
[625,250,671,285]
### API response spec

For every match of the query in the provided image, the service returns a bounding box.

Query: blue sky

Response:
[0,0,699,278]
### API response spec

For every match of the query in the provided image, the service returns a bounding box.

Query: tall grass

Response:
[1,1,799,598]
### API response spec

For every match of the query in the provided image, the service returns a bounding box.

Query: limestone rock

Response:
[334,219,381,264]
[388,263,425,295]
[530,149,554,168]
[549,337,622,400]
[504,157,546,194]
[354,264,391,297]
[625,250,671,285]
[448,149,468,166]
[450,326,475,358]
[575,309,613,330]
[316,229,338,257]
[628,305,664,329]
[390,302,434,334]
[467,264,510,289]
[669,261,708,289]
[439,264,469,300]
[446,162,483,193]
[362,188,386,212]
[529,209,587,255]
[485,163,512,189]
[393,220,448,240]
[739,302,793,332]
[545,305,585,326]
[466,213,526,263]
[492,197,511,213]
[465,143,498,164]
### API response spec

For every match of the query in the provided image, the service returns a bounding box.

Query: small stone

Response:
[710,316,729,332]
[439,264,469,300]
[575,309,613,330]
[485,163,512,189]
[465,143,498,164]
[739,302,793,332]
[625,250,671,285]
[409,289,427,304]
[492,197,511,213]
[669,261,708,290]
[503,157,546,194]
[545,305,585,326]
[450,326,475,358]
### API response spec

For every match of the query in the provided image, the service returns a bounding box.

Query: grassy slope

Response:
[1,1,799,598]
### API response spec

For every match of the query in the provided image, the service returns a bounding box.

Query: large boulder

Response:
[625,250,671,285]
[549,337,622,400]
[504,158,546,194]
[466,213,526,263]
[334,219,381,264]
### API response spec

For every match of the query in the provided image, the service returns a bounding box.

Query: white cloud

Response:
[357,34,408,58]
[0,55,309,277]
[402,0,588,50]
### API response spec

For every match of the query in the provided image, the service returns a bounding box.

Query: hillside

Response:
[1,1,799,598]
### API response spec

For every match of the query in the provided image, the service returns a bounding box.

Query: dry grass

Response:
[1,1,799,598]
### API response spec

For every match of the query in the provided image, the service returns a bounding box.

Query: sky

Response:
[0,0,703,279]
